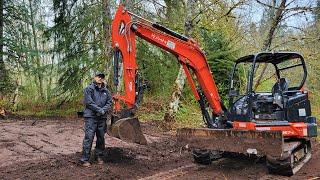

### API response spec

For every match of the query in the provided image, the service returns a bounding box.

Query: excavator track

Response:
[266,140,311,176]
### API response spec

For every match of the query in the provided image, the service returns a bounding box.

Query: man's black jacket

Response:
[83,82,112,118]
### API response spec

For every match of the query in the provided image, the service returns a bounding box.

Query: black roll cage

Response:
[228,52,307,120]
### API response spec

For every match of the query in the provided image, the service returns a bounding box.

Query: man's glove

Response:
[96,109,105,116]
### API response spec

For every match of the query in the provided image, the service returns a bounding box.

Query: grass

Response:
[13,99,83,118]
[16,107,80,118]
[137,95,203,128]
[174,104,204,128]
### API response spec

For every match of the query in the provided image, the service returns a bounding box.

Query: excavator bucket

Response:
[177,128,284,157]
[107,117,147,145]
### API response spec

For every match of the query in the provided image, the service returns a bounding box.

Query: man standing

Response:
[80,73,112,167]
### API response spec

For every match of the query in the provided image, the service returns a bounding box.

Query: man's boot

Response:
[82,161,91,167]
[97,157,104,165]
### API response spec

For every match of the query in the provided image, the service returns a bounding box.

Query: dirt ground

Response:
[0,117,319,180]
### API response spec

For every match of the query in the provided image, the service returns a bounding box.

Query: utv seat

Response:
[272,78,289,95]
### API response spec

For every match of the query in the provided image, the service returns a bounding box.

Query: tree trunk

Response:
[12,80,20,110]
[165,0,195,121]
[28,0,44,100]
[0,0,5,100]
[254,0,287,90]
[103,0,112,84]
[121,0,133,10]
[316,0,320,25]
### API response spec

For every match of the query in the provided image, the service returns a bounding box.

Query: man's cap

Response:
[95,72,105,79]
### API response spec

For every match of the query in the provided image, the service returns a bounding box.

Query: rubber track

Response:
[266,141,311,176]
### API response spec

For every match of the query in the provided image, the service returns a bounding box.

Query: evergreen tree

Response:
[50,0,109,99]
[201,29,236,102]
[0,0,7,98]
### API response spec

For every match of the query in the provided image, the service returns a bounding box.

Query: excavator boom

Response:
[109,5,224,143]
[111,5,222,116]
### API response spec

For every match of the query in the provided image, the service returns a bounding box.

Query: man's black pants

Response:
[80,117,106,162]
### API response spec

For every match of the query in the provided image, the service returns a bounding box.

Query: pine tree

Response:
[201,29,236,101]
[0,0,6,99]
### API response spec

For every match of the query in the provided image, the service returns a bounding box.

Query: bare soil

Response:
[0,117,319,180]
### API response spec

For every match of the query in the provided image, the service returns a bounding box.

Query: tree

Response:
[28,0,45,100]
[253,0,316,89]
[166,0,194,120]
[259,0,287,51]
[0,0,16,102]
[202,30,236,101]
[103,0,112,82]
[50,0,108,100]
[316,0,320,25]
[0,0,5,100]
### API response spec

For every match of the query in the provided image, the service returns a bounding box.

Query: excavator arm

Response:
[111,5,222,127]
[108,4,225,144]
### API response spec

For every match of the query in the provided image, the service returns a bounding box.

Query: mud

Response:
[0,118,319,180]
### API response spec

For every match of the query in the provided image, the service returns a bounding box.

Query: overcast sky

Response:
[236,0,317,29]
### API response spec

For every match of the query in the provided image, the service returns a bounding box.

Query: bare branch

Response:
[284,25,306,32]
[256,0,315,12]
[222,0,247,18]
[282,10,308,21]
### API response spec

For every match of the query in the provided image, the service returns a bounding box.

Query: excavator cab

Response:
[228,52,312,124]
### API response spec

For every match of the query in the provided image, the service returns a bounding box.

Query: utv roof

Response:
[236,52,304,64]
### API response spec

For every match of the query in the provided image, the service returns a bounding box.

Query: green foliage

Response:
[0,98,13,111]
[4,0,53,101]
[200,29,237,102]
[136,40,179,95]
[315,0,320,23]
[174,100,203,128]
[137,95,203,128]
[134,0,185,97]
[15,98,83,118]
[48,0,110,100]
[0,68,14,96]
[162,0,185,33]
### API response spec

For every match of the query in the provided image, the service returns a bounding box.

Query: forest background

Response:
[0,0,319,128]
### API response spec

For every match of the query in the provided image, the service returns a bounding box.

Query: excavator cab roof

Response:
[236,52,304,64]
[232,52,307,92]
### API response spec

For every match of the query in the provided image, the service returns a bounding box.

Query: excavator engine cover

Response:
[107,117,147,145]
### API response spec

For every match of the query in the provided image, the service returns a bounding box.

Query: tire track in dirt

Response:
[139,164,199,180]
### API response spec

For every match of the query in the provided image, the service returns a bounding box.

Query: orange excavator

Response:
[108,5,318,176]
